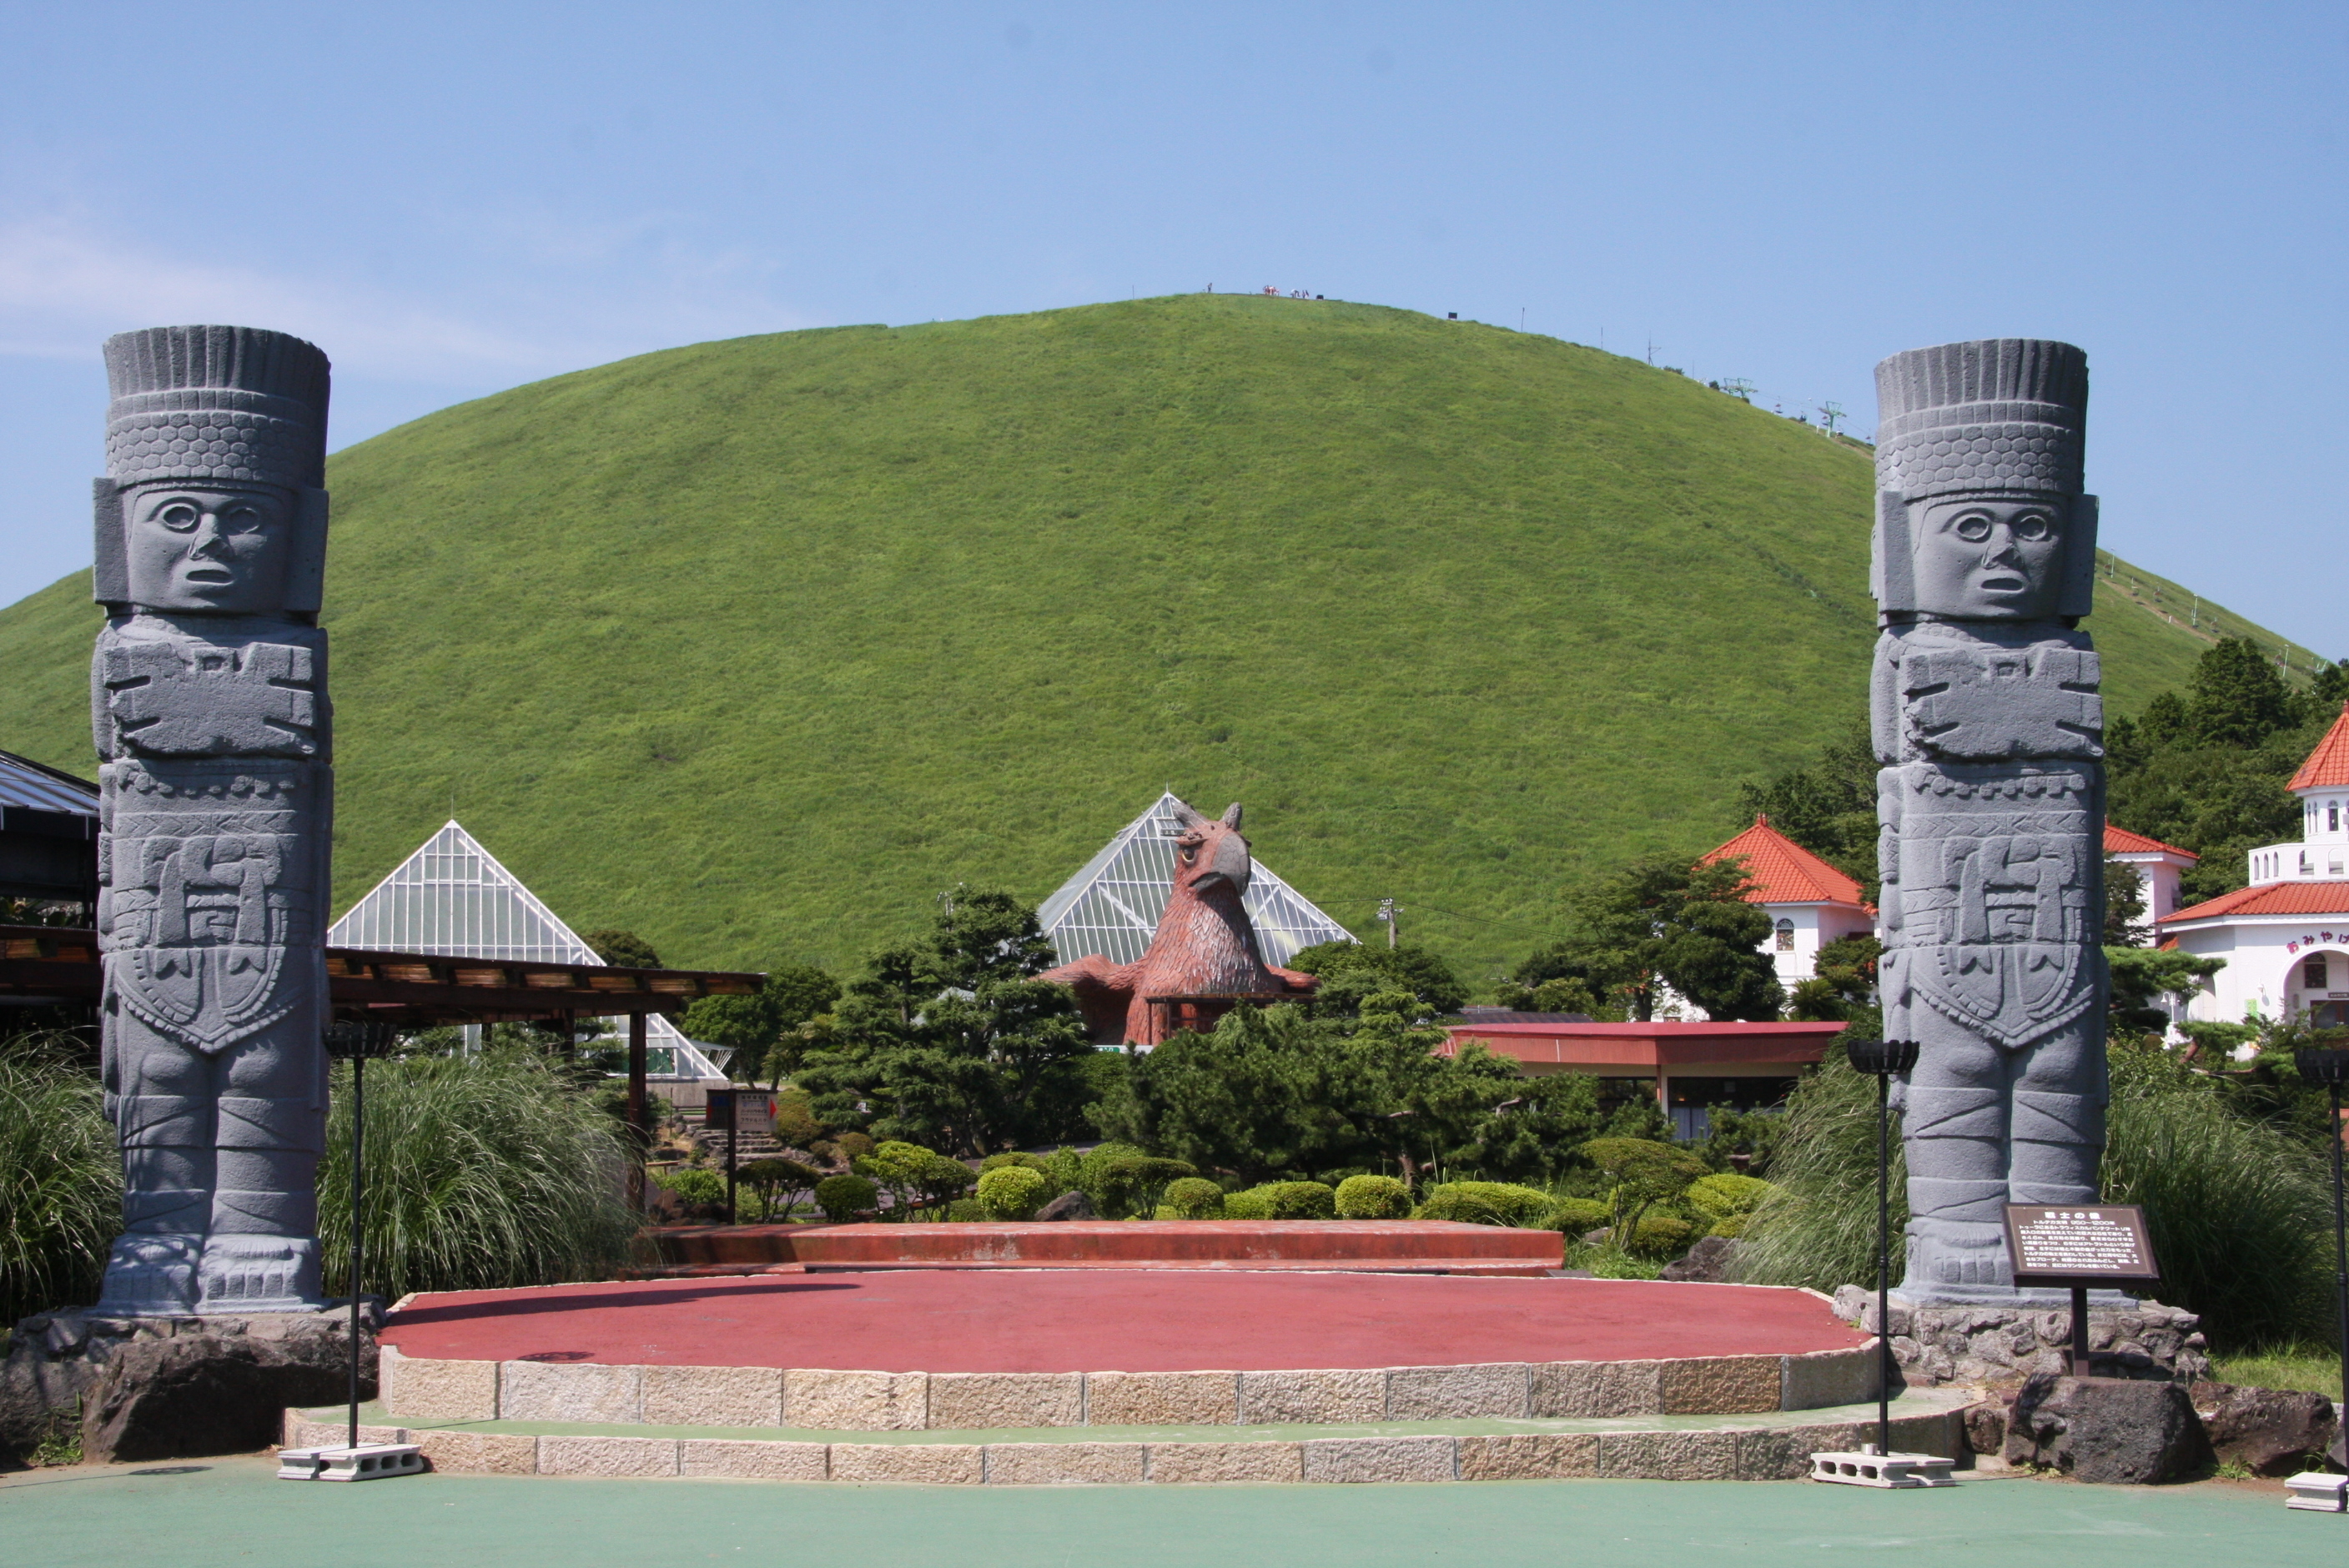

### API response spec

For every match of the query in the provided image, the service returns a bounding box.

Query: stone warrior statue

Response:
[88,326,334,1316]
[1871,339,2105,1302]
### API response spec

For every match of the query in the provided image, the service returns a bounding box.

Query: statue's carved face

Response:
[1909,495,2069,617]
[124,485,292,611]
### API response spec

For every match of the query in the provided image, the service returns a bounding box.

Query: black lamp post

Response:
[1845,1038,1920,1457]
[2296,1045,2349,1450]
[324,1018,400,1450]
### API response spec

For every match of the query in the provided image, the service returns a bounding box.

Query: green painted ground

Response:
[2,1455,2330,1568]
[0,294,2303,976]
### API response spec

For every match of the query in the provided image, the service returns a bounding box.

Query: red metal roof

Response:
[2162,881,2349,924]
[1441,1020,1849,1072]
[1699,817,1869,907]
[2288,703,2349,792]
[2105,825,2199,862]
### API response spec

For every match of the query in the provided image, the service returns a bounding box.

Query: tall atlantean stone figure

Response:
[1871,339,2105,1302]
[88,325,334,1315]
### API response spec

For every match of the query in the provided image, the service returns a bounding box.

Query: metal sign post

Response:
[280,1019,423,1483]
[1808,1039,1953,1488]
[707,1088,739,1224]
[2000,1201,2164,1354]
[2288,1048,2349,1512]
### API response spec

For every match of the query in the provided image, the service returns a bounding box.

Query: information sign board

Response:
[2001,1204,2161,1289]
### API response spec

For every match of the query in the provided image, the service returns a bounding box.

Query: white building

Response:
[2105,825,2199,928]
[2162,704,2349,1030]
[1698,817,1876,987]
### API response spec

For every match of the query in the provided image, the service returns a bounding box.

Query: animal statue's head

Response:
[1169,799,1251,901]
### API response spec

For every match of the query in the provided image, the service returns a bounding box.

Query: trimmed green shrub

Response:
[1225,1181,1335,1219]
[0,1047,116,1322]
[1626,1215,1694,1258]
[1163,1177,1226,1219]
[944,1198,988,1222]
[1334,1174,1412,1219]
[1079,1144,1197,1219]
[1415,1180,1556,1227]
[1542,1196,1612,1234]
[738,1157,821,1221]
[1707,1212,1752,1239]
[815,1173,878,1222]
[654,1166,727,1207]
[975,1164,1049,1220]
[1685,1172,1775,1223]
[979,1151,1050,1173]
[854,1140,975,1217]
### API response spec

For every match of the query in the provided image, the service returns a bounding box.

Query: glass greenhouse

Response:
[1039,792,1355,968]
[329,821,730,1079]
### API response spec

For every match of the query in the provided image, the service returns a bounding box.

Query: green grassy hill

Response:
[0,295,2301,981]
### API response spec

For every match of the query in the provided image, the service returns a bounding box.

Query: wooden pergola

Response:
[0,923,762,1199]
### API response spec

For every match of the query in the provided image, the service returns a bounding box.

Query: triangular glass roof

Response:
[1039,793,1356,969]
[329,821,727,1077]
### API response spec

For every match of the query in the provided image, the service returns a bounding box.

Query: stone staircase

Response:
[691,1126,785,1163]
[286,1339,1979,1486]
[285,1388,1977,1485]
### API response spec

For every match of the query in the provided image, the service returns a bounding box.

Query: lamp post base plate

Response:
[1808,1448,1956,1488]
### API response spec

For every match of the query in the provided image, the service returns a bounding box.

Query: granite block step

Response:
[284,1389,1974,1485]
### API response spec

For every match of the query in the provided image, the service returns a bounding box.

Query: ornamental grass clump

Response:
[317,1048,639,1301]
[0,1046,118,1322]
[1738,1044,2336,1350]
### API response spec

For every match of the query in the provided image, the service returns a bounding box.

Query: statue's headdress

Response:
[1872,338,2095,620]
[93,325,332,613]
[1874,338,2085,500]
[103,325,330,490]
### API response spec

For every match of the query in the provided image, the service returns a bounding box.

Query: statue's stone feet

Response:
[91,1234,203,1317]
[1903,1220,2014,1299]
[196,1234,324,1313]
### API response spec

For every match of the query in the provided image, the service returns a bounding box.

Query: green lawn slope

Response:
[0,295,2296,980]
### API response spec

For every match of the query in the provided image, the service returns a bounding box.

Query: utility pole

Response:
[1376,898,1401,948]
[1646,338,1657,366]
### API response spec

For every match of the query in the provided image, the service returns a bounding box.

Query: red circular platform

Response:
[384,1272,1864,1373]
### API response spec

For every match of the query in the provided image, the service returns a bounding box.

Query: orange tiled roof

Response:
[1700,817,1869,907]
[2105,825,2199,862]
[2288,703,2349,792]
[2162,880,2349,924]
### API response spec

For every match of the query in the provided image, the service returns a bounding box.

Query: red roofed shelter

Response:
[1697,817,1874,989]
[1440,1019,1849,1140]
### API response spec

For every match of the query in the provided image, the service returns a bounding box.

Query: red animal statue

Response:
[1042,799,1319,1045]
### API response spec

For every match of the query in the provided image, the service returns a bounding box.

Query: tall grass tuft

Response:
[318,1048,639,1301]
[0,1044,120,1322]
[2100,1046,2334,1350]
[1738,1044,2336,1350]
[1734,1049,1905,1297]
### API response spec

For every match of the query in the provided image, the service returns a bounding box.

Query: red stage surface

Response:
[646,1219,1561,1275]
[383,1272,1864,1374]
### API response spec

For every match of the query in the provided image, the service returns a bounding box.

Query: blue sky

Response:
[3,3,2341,655]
